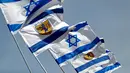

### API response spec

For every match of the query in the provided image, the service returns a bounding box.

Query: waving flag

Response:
[70,42,107,73]
[0,0,63,33]
[49,21,104,66]
[19,1,66,55]
[0,0,30,33]
[88,51,121,73]
[45,4,64,21]
[23,4,64,27]
[1,0,121,73]
[19,16,73,56]
[24,0,64,25]
[73,53,110,73]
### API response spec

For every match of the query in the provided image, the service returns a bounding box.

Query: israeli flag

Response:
[24,0,64,25]
[0,0,63,34]
[23,4,64,27]
[88,51,121,73]
[72,53,110,73]
[70,41,108,73]
[0,0,35,34]
[49,21,103,66]
[19,13,72,56]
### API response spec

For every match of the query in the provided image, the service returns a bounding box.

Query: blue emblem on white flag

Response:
[0,0,29,33]
[24,0,40,16]
[50,21,103,66]
[66,34,80,47]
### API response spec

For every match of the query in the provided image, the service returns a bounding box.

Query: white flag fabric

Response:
[1,1,120,73]
[70,42,108,73]
[0,0,30,33]
[86,40,106,58]
[23,4,64,27]
[49,21,103,66]
[24,0,64,25]
[0,0,63,33]
[19,0,67,55]
[72,53,110,73]
[47,4,64,21]
[19,14,73,56]
[88,51,121,73]
[0,0,66,58]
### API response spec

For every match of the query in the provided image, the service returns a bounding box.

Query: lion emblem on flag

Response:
[35,20,53,35]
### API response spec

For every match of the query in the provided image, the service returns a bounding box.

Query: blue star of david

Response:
[24,0,40,16]
[66,34,80,47]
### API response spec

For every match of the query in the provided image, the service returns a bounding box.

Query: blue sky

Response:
[0,0,130,73]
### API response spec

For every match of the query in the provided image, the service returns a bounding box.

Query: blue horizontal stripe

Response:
[28,7,63,25]
[7,24,22,32]
[0,0,20,3]
[96,62,121,73]
[30,26,68,53]
[28,0,51,18]
[76,55,110,72]
[56,37,100,64]
[72,21,88,32]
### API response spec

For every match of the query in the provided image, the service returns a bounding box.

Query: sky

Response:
[0,0,130,73]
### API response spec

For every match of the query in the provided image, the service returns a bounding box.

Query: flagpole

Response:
[10,33,32,73]
[15,33,48,73]
[11,33,48,73]
[17,31,48,73]
[33,56,48,73]
[48,49,66,73]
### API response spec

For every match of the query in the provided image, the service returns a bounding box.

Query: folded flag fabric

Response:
[83,40,106,58]
[23,4,64,27]
[19,0,68,55]
[1,1,121,73]
[70,42,108,73]
[49,21,103,66]
[0,0,30,33]
[46,4,64,21]
[73,53,110,73]
[0,0,63,33]
[88,50,121,73]
[19,15,72,56]
[24,0,64,25]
